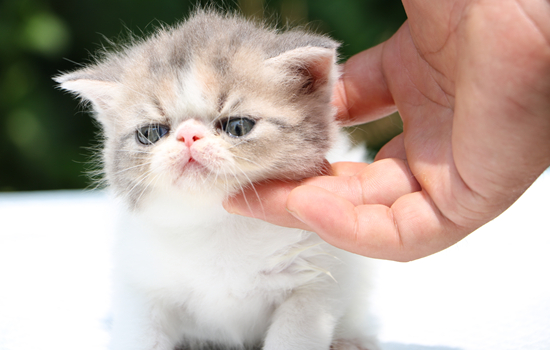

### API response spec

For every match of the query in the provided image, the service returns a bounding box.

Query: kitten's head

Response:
[56,10,340,207]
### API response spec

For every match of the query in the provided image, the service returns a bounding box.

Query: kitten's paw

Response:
[330,339,380,350]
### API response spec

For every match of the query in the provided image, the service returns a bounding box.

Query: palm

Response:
[381,1,550,223]
[332,0,550,260]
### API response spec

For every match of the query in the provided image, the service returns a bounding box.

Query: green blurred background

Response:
[0,0,406,192]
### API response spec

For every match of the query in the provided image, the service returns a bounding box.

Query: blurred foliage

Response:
[0,0,406,191]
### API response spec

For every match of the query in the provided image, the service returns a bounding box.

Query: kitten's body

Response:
[57,11,377,350]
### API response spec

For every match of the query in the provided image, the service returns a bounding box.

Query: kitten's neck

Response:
[128,187,229,230]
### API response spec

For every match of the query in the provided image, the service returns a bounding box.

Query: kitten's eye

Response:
[220,117,256,138]
[136,124,170,145]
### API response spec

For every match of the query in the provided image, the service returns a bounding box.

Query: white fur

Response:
[109,186,378,350]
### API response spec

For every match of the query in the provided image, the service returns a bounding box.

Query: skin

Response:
[224,0,550,262]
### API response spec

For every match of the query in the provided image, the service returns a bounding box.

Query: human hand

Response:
[224,0,550,261]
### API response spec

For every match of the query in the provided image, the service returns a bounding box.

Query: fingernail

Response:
[222,199,243,216]
[285,206,305,224]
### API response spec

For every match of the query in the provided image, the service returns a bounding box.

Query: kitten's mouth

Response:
[182,156,207,172]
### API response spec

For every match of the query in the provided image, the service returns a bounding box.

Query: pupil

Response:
[233,121,243,136]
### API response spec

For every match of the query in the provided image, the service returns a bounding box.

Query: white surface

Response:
[0,171,549,350]
[371,170,550,350]
[0,191,113,350]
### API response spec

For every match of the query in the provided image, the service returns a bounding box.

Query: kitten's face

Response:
[56,11,340,207]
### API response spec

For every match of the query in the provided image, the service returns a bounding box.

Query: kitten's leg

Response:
[109,288,181,350]
[331,309,380,350]
[263,281,379,350]
[263,287,339,350]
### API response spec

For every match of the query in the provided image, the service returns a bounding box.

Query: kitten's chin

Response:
[169,169,238,199]
[176,159,209,178]
[168,162,256,198]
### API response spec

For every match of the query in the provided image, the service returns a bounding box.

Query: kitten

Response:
[56,10,378,350]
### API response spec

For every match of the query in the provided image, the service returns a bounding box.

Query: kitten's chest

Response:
[117,206,325,299]
[113,197,343,344]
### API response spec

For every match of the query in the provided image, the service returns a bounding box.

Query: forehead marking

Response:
[175,63,212,118]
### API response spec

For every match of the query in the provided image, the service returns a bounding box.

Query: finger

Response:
[333,42,398,126]
[223,159,332,229]
[331,161,368,176]
[270,157,420,236]
[223,180,312,231]
[374,133,406,161]
[225,158,421,230]
[286,187,469,261]
[302,158,421,207]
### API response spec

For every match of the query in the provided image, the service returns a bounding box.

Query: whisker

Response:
[228,140,249,149]
[201,166,215,187]
[232,155,264,169]
[227,162,266,220]
[115,149,153,155]
[134,170,163,204]
[125,167,157,199]
[113,161,154,175]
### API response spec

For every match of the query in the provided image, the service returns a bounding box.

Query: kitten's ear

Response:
[266,46,338,93]
[54,71,120,114]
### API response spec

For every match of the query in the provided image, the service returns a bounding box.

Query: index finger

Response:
[287,186,468,262]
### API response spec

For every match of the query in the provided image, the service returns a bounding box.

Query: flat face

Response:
[58,12,339,206]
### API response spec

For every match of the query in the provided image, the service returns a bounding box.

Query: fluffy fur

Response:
[56,10,378,350]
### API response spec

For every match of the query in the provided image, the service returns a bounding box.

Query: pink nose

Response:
[175,121,205,147]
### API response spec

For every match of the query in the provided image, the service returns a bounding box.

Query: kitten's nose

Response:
[175,120,205,147]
